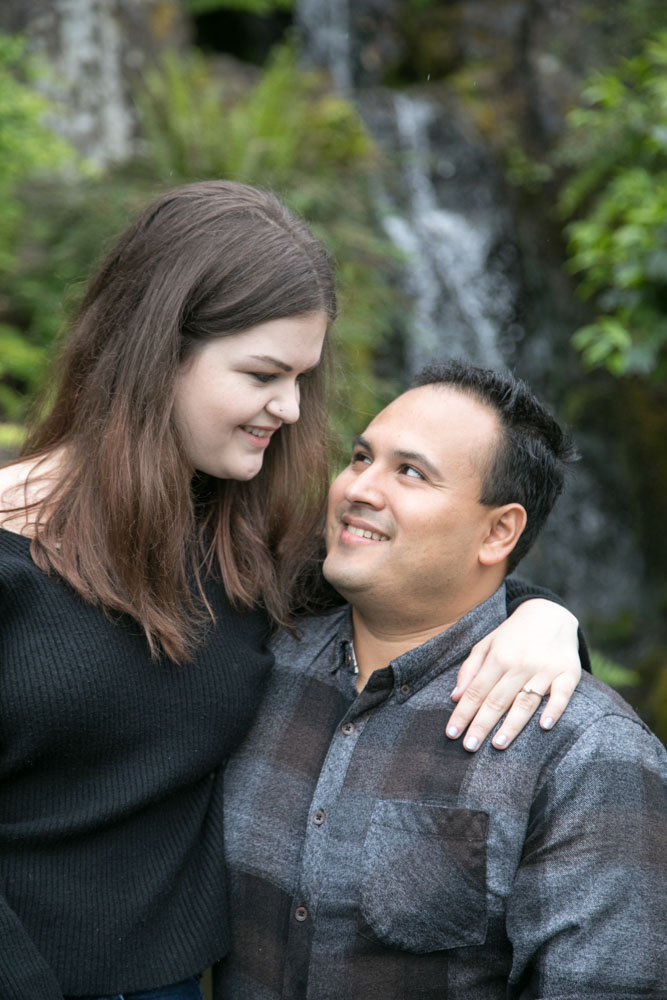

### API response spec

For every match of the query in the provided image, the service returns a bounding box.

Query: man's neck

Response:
[351,607,463,692]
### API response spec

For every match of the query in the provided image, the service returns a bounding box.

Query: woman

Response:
[0,181,581,1000]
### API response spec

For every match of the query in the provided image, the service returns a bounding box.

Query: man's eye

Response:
[400,464,424,480]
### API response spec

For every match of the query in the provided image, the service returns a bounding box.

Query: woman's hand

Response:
[446,599,581,751]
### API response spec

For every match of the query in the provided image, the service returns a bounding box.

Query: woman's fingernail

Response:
[542,716,554,730]
[464,736,478,751]
[447,725,459,738]
[494,733,508,747]
[451,686,461,699]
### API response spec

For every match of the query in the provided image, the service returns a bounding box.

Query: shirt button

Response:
[400,683,410,695]
[295,906,308,922]
[312,809,326,826]
[341,722,355,735]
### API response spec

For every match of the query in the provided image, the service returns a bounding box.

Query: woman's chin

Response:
[217,457,265,482]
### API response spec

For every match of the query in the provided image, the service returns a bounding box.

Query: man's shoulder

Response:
[270,606,348,669]
[538,670,667,773]
[573,671,651,732]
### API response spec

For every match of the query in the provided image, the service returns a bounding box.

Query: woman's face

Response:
[173,312,328,481]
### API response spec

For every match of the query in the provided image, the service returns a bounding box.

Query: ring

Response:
[522,684,544,697]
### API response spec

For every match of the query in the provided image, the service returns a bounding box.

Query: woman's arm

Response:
[446,581,586,751]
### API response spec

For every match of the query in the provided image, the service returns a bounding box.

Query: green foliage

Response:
[137,41,403,440]
[0,422,25,451]
[590,650,641,689]
[185,0,293,16]
[557,31,667,379]
[0,33,76,437]
[138,42,372,191]
[504,144,554,192]
[0,34,73,261]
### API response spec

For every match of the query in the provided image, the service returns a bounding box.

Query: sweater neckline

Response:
[0,526,33,550]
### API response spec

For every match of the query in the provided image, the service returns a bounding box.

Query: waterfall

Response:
[295,0,353,95]
[379,93,508,371]
[297,0,514,374]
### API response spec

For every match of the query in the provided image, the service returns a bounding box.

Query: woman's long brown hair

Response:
[13,181,337,661]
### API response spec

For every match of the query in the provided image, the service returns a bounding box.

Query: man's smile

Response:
[340,515,390,543]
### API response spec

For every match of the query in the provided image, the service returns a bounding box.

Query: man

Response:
[218,360,667,999]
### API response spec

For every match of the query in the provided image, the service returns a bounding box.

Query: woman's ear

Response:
[478,504,527,567]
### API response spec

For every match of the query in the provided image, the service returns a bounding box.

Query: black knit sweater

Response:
[0,529,273,999]
[0,529,586,999]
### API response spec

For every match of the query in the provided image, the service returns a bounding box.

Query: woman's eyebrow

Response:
[247,354,292,372]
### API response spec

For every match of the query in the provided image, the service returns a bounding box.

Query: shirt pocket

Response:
[358,799,489,953]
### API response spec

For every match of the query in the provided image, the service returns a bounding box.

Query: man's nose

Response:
[343,466,385,508]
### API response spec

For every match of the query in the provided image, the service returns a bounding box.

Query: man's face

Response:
[323,385,501,620]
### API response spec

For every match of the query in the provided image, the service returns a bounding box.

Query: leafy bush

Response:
[185,0,294,14]
[557,32,667,379]
[0,34,77,438]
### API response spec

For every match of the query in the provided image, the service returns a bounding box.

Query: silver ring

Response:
[522,684,544,697]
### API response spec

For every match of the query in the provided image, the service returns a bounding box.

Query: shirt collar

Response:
[333,585,507,702]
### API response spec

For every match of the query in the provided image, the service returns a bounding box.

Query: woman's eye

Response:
[351,451,371,466]
[249,372,277,384]
[401,464,424,480]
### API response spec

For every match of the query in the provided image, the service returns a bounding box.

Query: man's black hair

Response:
[411,359,579,573]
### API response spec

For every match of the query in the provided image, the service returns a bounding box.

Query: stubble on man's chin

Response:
[321,560,366,603]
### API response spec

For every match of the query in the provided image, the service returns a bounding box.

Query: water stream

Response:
[298,0,515,375]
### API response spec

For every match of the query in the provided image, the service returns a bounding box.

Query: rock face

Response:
[0,0,188,167]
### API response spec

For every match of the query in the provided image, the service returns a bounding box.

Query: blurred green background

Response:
[1,0,665,752]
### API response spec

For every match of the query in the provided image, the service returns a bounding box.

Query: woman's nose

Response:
[266,383,300,424]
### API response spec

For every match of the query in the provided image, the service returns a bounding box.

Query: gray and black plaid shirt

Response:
[218,586,667,999]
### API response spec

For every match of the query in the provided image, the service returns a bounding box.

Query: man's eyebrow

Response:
[395,449,443,480]
[248,354,292,372]
[352,435,372,452]
[352,436,443,480]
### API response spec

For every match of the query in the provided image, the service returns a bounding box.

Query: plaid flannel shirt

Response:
[217,585,667,999]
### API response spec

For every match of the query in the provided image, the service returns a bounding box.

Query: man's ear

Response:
[478,504,527,567]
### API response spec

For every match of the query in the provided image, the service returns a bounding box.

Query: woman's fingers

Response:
[450,635,492,702]
[446,663,509,746]
[487,674,552,749]
[446,599,582,751]
[449,666,582,752]
[490,671,580,749]
[538,670,580,732]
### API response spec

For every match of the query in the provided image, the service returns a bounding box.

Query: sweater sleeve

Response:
[506,715,667,997]
[505,576,591,673]
[0,906,64,1000]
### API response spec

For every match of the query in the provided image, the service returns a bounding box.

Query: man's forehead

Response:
[357,386,498,482]
[366,384,496,437]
